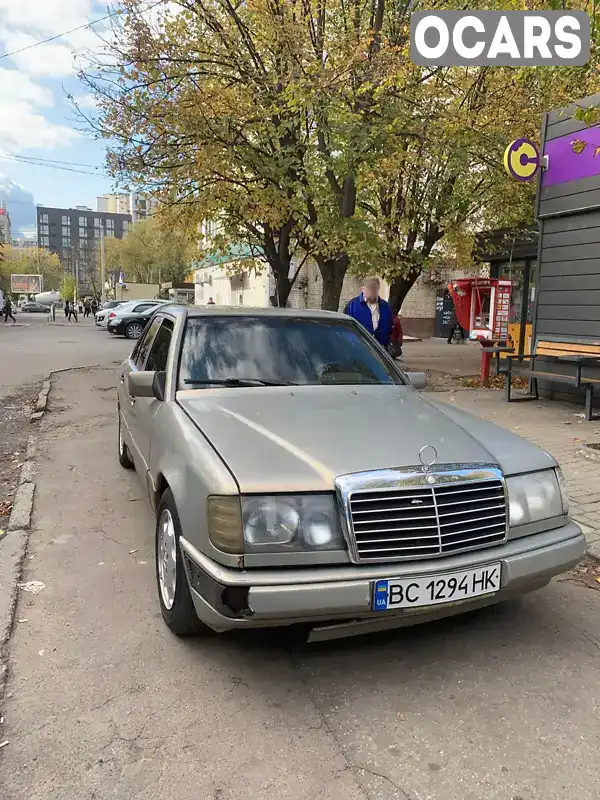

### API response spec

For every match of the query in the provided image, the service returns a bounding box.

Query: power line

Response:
[0,154,109,178]
[0,152,105,170]
[0,0,167,61]
[0,12,117,61]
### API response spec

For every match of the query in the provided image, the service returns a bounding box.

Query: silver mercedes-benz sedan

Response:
[117,305,584,642]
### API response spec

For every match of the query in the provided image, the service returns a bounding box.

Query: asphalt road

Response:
[1,322,600,799]
[0,312,131,400]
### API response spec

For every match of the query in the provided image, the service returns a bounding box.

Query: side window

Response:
[133,317,162,369]
[146,320,174,373]
[133,303,156,313]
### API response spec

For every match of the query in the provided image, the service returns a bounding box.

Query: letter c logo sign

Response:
[503,138,540,182]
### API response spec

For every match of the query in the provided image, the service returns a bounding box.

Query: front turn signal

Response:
[207,496,243,554]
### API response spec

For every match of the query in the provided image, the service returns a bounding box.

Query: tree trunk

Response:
[387,270,421,315]
[317,254,348,311]
[274,269,292,306]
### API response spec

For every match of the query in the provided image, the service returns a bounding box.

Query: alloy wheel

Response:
[157,509,177,610]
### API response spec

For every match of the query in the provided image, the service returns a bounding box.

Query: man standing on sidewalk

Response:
[343,277,393,348]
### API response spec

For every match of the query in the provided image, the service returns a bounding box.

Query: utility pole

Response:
[75,258,79,305]
[100,223,106,304]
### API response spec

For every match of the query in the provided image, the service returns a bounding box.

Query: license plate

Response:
[372,563,501,612]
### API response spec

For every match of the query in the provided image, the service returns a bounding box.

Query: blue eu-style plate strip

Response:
[373,580,389,612]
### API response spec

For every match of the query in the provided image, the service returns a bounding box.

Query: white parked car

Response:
[95,300,128,328]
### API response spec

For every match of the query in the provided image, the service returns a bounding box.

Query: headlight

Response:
[507,470,566,527]
[241,495,345,553]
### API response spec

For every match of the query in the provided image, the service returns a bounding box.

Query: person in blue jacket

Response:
[343,277,393,348]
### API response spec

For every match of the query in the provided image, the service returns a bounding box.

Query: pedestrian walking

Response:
[64,300,69,318]
[3,295,16,324]
[67,303,78,323]
[84,299,91,318]
[206,297,215,305]
[343,276,393,348]
[91,298,98,315]
[78,301,84,315]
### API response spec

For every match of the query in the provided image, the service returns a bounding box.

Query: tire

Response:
[156,489,212,636]
[117,412,135,469]
[125,321,144,340]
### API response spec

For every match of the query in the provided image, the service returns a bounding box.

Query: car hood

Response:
[177,385,556,493]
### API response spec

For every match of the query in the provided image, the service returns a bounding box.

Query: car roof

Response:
[157,304,348,321]
[118,299,165,308]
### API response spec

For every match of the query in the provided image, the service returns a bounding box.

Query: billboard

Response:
[10,274,43,294]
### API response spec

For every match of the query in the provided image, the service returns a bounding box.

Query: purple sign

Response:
[543,126,600,188]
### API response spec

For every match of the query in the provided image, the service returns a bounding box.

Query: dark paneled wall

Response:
[532,99,600,405]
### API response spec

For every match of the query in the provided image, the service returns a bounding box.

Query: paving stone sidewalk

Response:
[434,388,600,557]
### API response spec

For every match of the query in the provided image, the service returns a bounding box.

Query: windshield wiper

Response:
[183,378,296,387]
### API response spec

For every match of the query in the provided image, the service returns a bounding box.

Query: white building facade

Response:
[193,240,484,337]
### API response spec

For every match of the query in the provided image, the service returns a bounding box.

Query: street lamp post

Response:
[100,224,106,304]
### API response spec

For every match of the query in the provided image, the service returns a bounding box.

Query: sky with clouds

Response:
[0,0,117,231]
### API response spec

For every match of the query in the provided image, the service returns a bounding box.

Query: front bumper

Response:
[180,523,585,637]
[107,320,126,334]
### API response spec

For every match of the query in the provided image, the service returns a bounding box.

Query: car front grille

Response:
[348,478,507,562]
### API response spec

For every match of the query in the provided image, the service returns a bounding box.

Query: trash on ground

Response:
[0,741,8,749]
[38,650,44,656]
[18,618,28,623]
[129,549,138,555]
[18,580,45,594]
[0,501,12,516]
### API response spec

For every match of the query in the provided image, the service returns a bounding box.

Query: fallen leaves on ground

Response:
[0,501,13,517]
[460,375,528,390]
[560,556,600,591]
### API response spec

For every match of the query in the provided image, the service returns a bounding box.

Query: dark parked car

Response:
[20,302,50,313]
[107,301,168,339]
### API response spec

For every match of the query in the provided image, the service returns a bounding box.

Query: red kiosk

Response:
[448,278,513,385]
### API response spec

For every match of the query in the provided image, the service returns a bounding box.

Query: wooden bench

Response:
[503,339,600,421]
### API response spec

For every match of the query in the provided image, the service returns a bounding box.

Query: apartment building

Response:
[37,205,131,293]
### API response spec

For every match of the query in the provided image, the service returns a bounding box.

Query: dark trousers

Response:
[4,310,16,323]
[84,308,90,317]
[67,310,78,322]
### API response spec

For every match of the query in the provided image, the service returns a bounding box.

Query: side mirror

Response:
[128,371,156,398]
[406,372,427,390]
[152,371,166,401]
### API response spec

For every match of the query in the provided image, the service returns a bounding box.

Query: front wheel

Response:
[117,412,134,469]
[156,489,212,637]
[125,321,144,340]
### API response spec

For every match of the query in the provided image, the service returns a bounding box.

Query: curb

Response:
[0,432,38,705]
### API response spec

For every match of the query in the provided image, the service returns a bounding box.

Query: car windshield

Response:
[179,315,404,388]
